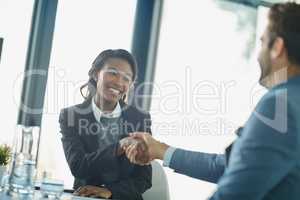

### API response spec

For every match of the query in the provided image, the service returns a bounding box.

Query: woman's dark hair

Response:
[268,2,300,65]
[80,49,138,100]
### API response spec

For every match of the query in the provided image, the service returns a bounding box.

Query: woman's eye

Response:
[107,70,118,76]
[123,76,130,82]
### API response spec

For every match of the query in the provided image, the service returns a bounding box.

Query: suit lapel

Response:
[119,100,137,136]
[118,101,138,172]
[77,99,100,150]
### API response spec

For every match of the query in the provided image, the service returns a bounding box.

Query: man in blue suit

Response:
[125,2,300,200]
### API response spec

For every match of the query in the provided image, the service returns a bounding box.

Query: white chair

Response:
[142,161,170,200]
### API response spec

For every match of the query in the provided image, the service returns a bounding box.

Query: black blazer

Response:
[59,99,152,200]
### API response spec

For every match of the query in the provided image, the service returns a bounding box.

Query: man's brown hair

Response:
[268,2,300,65]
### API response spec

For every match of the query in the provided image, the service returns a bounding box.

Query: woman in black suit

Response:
[59,49,152,200]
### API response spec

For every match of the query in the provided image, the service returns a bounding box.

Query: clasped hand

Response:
[119,132,169,165]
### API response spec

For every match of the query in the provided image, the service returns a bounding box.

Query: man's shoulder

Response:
[245,82,300,137]
[258,82,300,115]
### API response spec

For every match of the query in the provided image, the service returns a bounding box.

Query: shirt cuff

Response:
[163,147,176,167]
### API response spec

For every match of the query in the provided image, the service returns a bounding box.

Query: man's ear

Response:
[271,37,285,59]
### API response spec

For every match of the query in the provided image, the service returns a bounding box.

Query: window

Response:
[150,0,267,199]
[0,0,34,145]
[38,0,137,188]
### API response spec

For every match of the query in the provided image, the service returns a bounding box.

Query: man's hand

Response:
[73,185,112,199]
[125,132,170,165]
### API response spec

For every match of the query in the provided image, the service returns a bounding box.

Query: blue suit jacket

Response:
[168,75,300,200]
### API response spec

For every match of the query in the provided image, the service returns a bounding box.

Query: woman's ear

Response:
[125,85,135,104]
[123,84,134,102]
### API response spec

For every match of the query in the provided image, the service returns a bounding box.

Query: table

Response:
[0,191,105,200]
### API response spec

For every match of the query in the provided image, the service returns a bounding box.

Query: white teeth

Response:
[109,88,120,94]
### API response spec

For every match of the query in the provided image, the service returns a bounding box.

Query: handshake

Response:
[117,132,170,165]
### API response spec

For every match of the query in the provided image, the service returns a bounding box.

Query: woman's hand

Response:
[73,185,112,199]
